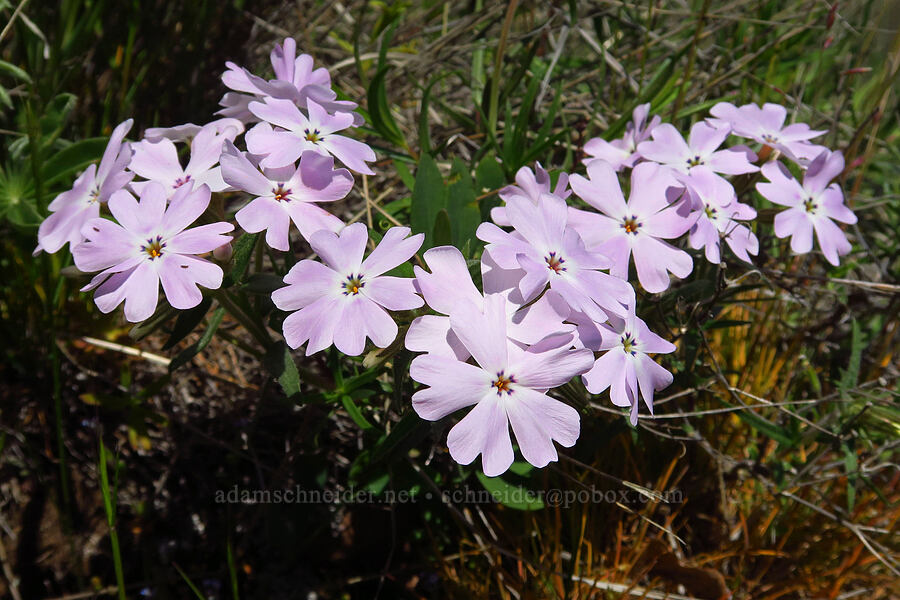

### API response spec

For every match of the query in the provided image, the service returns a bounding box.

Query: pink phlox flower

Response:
[72,182,233,322]
[477,191,635,323]
[683,169,758,264]
[410,293,594,476]
[220,142,352,250]
[271,223,424,356]
[490,162,570,226]
[709,101,827,165]
[637,121,758,179]
[245,97,375,174]
[756,150,856,266]
[143,118,244,143]
[36,119,135,255]
[129,122,239,197]
[218,38,360,124]
[576,311,675,426]
[405,245,574,360]
[583,102,661,171]
[568,161,695,293]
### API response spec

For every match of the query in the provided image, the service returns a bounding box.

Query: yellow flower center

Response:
[141,236,166,260]
[304,128,323,143]
[341,274,365,296]
[491,372,515,396]
[621,215,641,235]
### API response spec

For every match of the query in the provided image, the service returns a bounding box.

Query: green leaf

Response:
[839,319,863,394]
[168,306,226,372]
[432,208,452,247]
[162,297,212,350]
[242,272,285,295]
[367,67,406,148]
[475,154,505,222]
[476,470,545,511]
[341,395,375,432]
[410,153,446,250]
[41,137,108,186]
[264,341,302,398]
[0,59,32,83]
[446,158,481,253]
[842,441,858,511]
[223,232,260,287]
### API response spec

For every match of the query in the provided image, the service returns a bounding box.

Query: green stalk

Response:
[671,0,711,120]
[99,439,127,600]
[487,0,519,139]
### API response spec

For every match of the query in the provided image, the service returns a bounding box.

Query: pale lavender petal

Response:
[285,202,344,242]
[513,345,594,389]
[319,134,376,175]
[688,121,729,155]
[447,395,513,477]
[363,276,423,310]
[245,123,304,168]
[804,150,844,195]
[627,162,679,217]
[636,124,690,165]
[97,119,133,184]
[507,387,580,468]
[310,222,368,274]
[161,183,212,237]
[120,261,160,322]
[569,160,628,218]
[355,296,398,349]
[707,146,758,175]
[449,294,508,374]
[109,185,166,235]
[632,236,692,293]
[361,227,424,277]
[634,354,673,413]
[73,217,135,272]
[813,217,852,266]
[406,315,469,361]
[273,260,339,310]
[415,245,482,314]
[129,138,181,184]
[158,255,223,309]
[582,350,626,395]
[281,296,340,354]
[220,140,273,196]
[410,354,492,419]
[236,197,292,251]
[757,161,804,207]
[820,186,857,224]
[166,223,233,254]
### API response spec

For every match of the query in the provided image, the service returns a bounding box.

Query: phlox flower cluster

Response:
[36,38,859,478]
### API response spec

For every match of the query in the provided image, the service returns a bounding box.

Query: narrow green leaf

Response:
[342,395,375,432]
[224,232,260,287]
[41,137,108,186]
[0,59,32,83]
[476,471,545,511]
[168,306,226,372]
[264,341,302,398]
[410,153,446,250]
[162,297,212,350]
[432,208,452,247]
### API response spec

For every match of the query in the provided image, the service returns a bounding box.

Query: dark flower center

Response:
[341,273,365,296]
[491,371,516,396]
[273,184,292,202]
[686,155,704,167]
[803,197,818,214]
[620,332,637,356]
[544,251,566,274]
[304,128,324,143]
[141,235,166,260]
[621,215,642,235]
[704,204,718,220]
[174,174,192,189]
